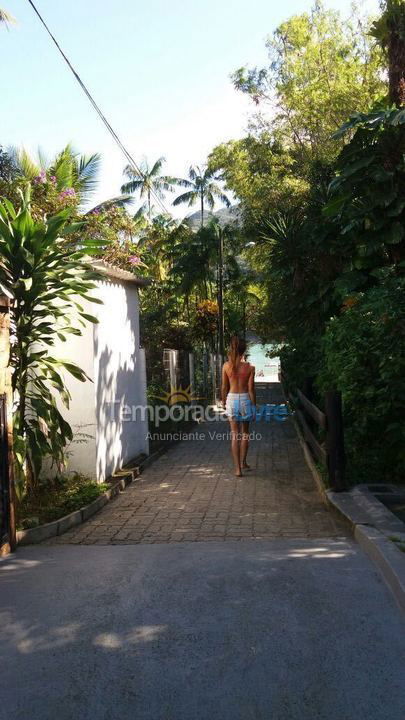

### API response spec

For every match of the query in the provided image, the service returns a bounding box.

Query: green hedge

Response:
[317,277,405,484]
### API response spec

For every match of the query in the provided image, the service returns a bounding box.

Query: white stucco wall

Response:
[47,274,149,482]
[50,303,97,479]
[94,278,149,482]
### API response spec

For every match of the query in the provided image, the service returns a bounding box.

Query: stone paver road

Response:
[53,383,346,545]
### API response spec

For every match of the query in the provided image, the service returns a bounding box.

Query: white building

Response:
[53,260,150,483]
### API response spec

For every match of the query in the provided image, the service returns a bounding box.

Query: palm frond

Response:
[261,209,304,245]
[133,203,148,220]
[121,179,144,194]
[173,191,197,207]
[123,164,142,180]
[0,8,16,24]
[75,153,101,198]
[176,177,194,188]
[50,155,73,190]
[158,179,177,193]
[160,174,183,188]
[37,147,49,171]
[206,191,215,211]
[203,166,215,181]
[209,184,231,207]
[16,148,40,180]
[150,156,166,177]
[86,194,134,214]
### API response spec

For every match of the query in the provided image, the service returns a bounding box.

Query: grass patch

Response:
[17,474,109,530]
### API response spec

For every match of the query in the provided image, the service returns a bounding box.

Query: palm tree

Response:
[121,156,179,218]
[10,145,134,217]
[173,165,230,227]
[11,144,102,207]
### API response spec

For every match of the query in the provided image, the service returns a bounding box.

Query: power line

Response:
[26,0,170,215]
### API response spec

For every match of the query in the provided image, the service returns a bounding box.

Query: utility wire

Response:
[26,0,170,215]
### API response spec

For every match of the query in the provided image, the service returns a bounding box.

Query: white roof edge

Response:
[90,259,151,286]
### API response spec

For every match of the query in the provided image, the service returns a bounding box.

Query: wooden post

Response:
[303,376,315,433]
[325,390,346,492]
[217,229,225,360]
[302,377,314,403]
[0,297,16,554]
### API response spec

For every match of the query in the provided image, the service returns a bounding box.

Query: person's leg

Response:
[229,419,242,476]
[241,421,250,469]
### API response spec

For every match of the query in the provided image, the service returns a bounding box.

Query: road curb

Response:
[292,410,405,615]
[354,524,405,615]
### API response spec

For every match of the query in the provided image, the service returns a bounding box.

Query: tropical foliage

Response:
[212,0,405,484]
[231,2,384,165]
[0,194,102,493]
[318,275,405,483]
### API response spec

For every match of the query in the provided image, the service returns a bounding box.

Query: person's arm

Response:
[221,364,230,406]
[248,366,256,407]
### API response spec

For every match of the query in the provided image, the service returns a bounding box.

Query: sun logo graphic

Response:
[153,384,201,406]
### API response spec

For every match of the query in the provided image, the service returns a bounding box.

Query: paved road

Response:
[53,384,346,544]
[3,384,403,717]
[1,540,404,720]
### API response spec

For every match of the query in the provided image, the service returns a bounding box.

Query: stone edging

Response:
[16,447,168,546]
[291,415,330,507]
[354,524,405,615]
[326,487,405,615]
[293,413,405,615]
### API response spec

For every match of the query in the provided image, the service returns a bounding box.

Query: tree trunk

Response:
[217,232,225,359]
[388,38,405,107]
[387,2,405,107]
[200,191,204,228]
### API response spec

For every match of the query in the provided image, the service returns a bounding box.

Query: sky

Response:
[1,0,379,214]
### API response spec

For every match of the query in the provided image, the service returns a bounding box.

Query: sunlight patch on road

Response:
[94,626,167,649]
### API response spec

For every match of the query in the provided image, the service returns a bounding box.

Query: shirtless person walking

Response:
[221,336,256,477]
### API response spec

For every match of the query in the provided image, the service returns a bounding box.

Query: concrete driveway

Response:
[1,539,404,720]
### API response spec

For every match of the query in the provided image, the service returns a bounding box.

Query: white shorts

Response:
[226,393,254,421]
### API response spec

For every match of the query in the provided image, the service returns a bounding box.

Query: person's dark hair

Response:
[228,335,247,371]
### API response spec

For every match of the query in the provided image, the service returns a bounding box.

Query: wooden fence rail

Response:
[281,368,346,492]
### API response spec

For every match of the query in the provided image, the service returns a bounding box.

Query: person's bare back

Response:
[223,360,254,393]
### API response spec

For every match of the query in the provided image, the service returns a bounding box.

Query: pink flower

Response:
[59,187,76,200]
[33,170,47,185]
[129,255,142,265]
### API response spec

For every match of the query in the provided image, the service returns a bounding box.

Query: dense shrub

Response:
[317,277,405,484]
